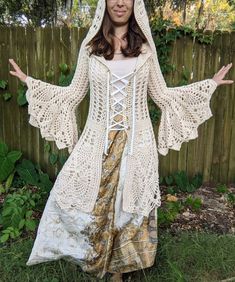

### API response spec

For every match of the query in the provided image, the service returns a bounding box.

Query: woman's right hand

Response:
[9,58,27,83]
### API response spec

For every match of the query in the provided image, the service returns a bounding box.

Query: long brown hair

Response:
[86,1,148,60]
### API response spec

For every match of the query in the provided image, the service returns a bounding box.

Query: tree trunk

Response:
[183,0,187,24]
[195,0,205,29]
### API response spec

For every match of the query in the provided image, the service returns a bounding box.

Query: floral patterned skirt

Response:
[26,129,158,279]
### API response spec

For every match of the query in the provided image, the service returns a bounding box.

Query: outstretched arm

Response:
[9,40,90,153]
[147,54,233,156]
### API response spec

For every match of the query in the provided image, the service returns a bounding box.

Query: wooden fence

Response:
[0,27,235,184]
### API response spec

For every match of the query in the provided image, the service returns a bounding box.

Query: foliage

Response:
[0,140,22,184]
[0,79,7,89]
[16,159,53,192]
[0,79,13,101]
[159,173,235,226]
[158,170,203,226]
[0,186,43,243]
[0,140,54,244]
[0,0,57,27]
[0,78,27,104]
[65,0,97,28]
[151,18,182,75]
[216,183,229,193]
[58,62,74,86]
[173,171,200,193]
[157,0,235,31]
[17,84,27,106]
[158,200,183,226]
[227,192,235,205]
[0,139,53,193]
[150,17,214,75]
[162,171,203,193]
[184,195,202,211]
[44,142,68,166]
[1,0,234,30]
[216,183,235,207]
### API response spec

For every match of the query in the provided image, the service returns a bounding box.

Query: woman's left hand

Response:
[212,63,234,86]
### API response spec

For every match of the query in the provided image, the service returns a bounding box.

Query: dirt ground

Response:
[1,183,235,236]
[159,184,235,235]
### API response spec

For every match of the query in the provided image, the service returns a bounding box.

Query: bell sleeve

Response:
[25,41,89,154]
[147,55,218,156]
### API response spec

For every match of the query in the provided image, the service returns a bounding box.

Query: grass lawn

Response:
[0,230,235,282]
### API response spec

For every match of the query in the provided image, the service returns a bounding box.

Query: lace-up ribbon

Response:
[104,71,136,155]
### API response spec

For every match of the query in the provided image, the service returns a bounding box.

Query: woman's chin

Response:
[110,17,130,25]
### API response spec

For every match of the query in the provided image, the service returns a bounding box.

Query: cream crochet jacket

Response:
[25,0,218,217]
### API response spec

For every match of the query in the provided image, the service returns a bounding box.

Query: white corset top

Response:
[104,57,138,155]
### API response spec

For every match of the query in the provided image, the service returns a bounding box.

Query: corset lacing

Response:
[104,71,136,156]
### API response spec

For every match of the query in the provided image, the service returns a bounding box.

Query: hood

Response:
[82,0,157,58]
[82,0,159,157]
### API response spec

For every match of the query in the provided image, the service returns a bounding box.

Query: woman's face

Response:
[106,0,134,25]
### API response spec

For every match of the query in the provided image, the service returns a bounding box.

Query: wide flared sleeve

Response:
[25,40,89,154]
[147,55,218,156]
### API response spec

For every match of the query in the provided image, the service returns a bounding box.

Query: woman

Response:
[9,0,233,281]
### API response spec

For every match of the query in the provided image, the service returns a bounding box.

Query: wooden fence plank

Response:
[211,31,223,183]
[228,31,235,183]
[203,31,216,184]
[220,31,232,183]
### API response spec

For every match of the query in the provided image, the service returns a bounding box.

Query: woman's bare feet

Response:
[110,272,123,282]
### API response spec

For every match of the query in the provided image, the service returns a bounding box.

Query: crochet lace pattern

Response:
[24,0,218,217]
[147,55,218,155]
[25,40,90,154]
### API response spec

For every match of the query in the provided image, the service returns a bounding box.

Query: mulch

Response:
[1,184,235,236]
[159,183,235,235]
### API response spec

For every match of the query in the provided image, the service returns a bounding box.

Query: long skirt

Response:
[26,129,158,279]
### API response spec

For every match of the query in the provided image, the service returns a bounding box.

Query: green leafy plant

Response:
[44,142,51,153]
[59,63,69,74]
[58,62,75,87]
[173,171,201,193]
[15,159,53,193]
[0,79,14,101]
[0,79,8,89]
[0,227,21,242]
[0,140,22,194]
[166,186,176,195]
[49,153,58,165]
[46,69,55,79]
[17,84,28,106]
[2,93,13,101]
[227,192,235,206]
[158,201,183,226]
[216,184,229,194]
[44,141,67,166]
[151,18,182,75]
[215,184,235,207]
[165,175,174,186]
[0,187,42,243]
[184,195,202,211]
[0,140,54,243]
[162,171,203,194]
[191,173,203,190]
